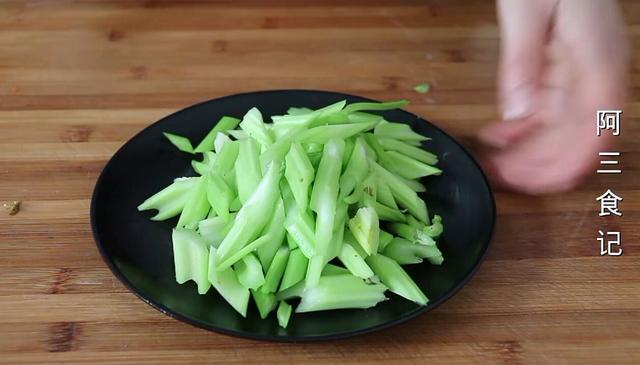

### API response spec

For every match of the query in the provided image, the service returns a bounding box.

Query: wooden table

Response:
[1,1,638,363]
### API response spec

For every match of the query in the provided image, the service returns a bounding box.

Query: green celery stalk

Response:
[279,248,308,291]
[213,140,239,181]
[298,122,377,144]
[277,301,293,328]
[380,151,442,180]
[206,173,233,223]
[339,137,369,198]
[234,253,265,290]
[378,229,394,252]
[322,263,351,276]
[388,222,436,246]
[138,177,196,220]
[191,151,217,176]
[216,234,273,272]
[296,275,387,312]
[287,107,313,115]
[284,142,315,211]
[194,116,241,153]
[342,99,408,114]
[337,243,376,281]
[239,107,273,146]
[347,111,384,124]
[286,232,298,250]
[227,129,247,140]
[208,247,249,317]
[398,176,426,193]
[406,214,422,229]
[261,246,290,293]
[284,204,316,259]
[164,132,194,153]
[251,289,277,319]
[326,201,348,262]
[378,138,438,165]
[235,138,262,204]
[256,197,286,270]
[347,206,380,256]
[229,196,241,212]
[371,161,428,223]
[374,122,428,142]
[341,137,355,170]
[214,132,231,154]
[304,255,324,289]
[198,214,235,247]
[177,176,210,229]
[372,201,406,223]
[376,176,397,208]
[383,237,443,265]
[215,161,282,264]
[425,215,443,238]
[366,253,428,305]
[172,229,210,294]
[275,280,305,301]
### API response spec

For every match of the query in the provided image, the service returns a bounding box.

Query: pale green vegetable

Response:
[216,234,273,272]
[256,197,286,270]
[374,122,427,142]
[348,207,380,256]
[380,151,442,180]
[194,116,241,153]
[208,247,249,316]
[235,138,262,204]
[383,237,443,265]
[378,138,438,165]
[366,253,428,305]
[172,229,210,294]
[296,275,387,313]
[240,107,273,146]
[343,99,408,114]
[164,132,194,153]
[177,176,210,229]
[138,177,196,220]
[337,243,376,281]
[414,83,430,94]
[279,248,308,291]
[252,289,277,319]
[284,142,314,211]
[235,253,265,290]
[277,301,293,328]
[261,246,290,293]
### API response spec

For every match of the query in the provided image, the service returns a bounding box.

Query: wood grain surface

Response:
[1,1,639,364]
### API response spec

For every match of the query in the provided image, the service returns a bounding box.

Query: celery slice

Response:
[287,106,313,115]
[198,215,234,247]
[374,122,428,142]
[322,263,351,276]
[341,137,355,169]
[227,129,247,140]
[206,173,233,223]
[383,237,443,265]
[284,204,316,259]
[304,255,324,289]
[240,107,273,146]
[286,232,298,250]
[298,122,377,144]
[138,177,196,221]
[275,280,305,301]
[398,175,427,193]
[261,246,290,293]
[213,132,231,154]
[296,275,387,312]
[389,222,436,246]
[337,243,375,281]
[376,176,397,208]
[284,142,314,211]
[371,162,428,223]
[235,138,262,204]
[425,215,443,238]
[234,253,265,290]
[378,138,438,165]
[252,289,277,319]
[194,116,241,153]
[378,229,394,252]
[215,161,282,264]
[347,207,380,256]
[339,137,368,198]
[256,197,286,270]
[163,132,194,153]
[343,99,408,114]
[380,151,442,180]
[372,201,406,223]
[216,234,273,272]
[279,248,308,291]
[177,176,210,230]
[366,253,428,305]
[208,247,249,317]
[172,229,210,294]
[213,140,239,179]
[277,301,293,328]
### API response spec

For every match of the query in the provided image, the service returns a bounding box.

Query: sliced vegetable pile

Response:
[138,99,444,328]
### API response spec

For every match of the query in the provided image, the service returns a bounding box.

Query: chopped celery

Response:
[414,83,431,94]
[341,137,355,170]
[279,248,308,291]
[378,229,394,252]
[347,207,380,256]
[234,253,265,290]
[198,215,234,247]
[383,237,443,265]
[372,201,406,223]
[298,122,377,144]
[378,138,438,165]
[206,173,233,223]
[208,247,249,317]
[256,197,286,270]
[251,289,277,319]
[389,222,436,246]
[235,138,262,204]
[194,116,241,153]
[284,142,314,211]
[164,132,194,153]
[425,215,443,238]
[366,254,428,305]
[322,263,351,276]
[213,140,239,179]
[239,107,273,146]
[138,177,196,221]
[214,132,231,154]
[287,106,313,115]
[304,255,324,289]
[284,204,316,259]
[277,301,293,328]
[398,176,427,193]
[177,176,210,230]
[339,137,368,198]
[191,151,217,176]
[296,275,387,313]
[287,233,299,250]
[380,151,442,180]
[371,162,428,223]
[337,243,375,281]
[275,280,305,301]
[261,246,290,293]
[376,176,397,208]
[374,122,428,142]
[227,129,247,140]
[216,234,273,272]
[172,229,210,294]
[343,99,408,114]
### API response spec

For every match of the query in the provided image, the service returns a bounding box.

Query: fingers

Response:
[477,115,541,149]
[496,0,557,120]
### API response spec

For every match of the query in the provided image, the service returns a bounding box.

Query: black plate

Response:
[91,90,495,341]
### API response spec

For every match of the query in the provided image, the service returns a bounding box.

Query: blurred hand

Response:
[478,0,629,194]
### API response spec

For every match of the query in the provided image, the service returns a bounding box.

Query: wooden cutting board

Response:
[1,1,638,364]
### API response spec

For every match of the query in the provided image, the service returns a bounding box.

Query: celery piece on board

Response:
[235,138,263,205]
[163,132,194,153]
[370,161,428,224]
[347,206,380,256]
[177,176,210,230]
[234,253,265,290]
[378,137,438,165]
[252,290,277,319]
[366,253,428,305]
[138,177,196,221]
[208,247,250,317]
[215,161,282,265]
[380,151,442,180]
[277,301,293,328]
[337,243,376,281]
[342,99,408,114]
[279,248,309,292]
[261,246,290,293]
[172,229,211,295]
[374,122,428,143]
[256,197,286,271]
[284,142,315,212]
[240,107,273,147]
[194,116,241,153]
[296,275,387,313]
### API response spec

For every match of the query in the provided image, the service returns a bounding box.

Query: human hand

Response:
[478,0,629,194]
